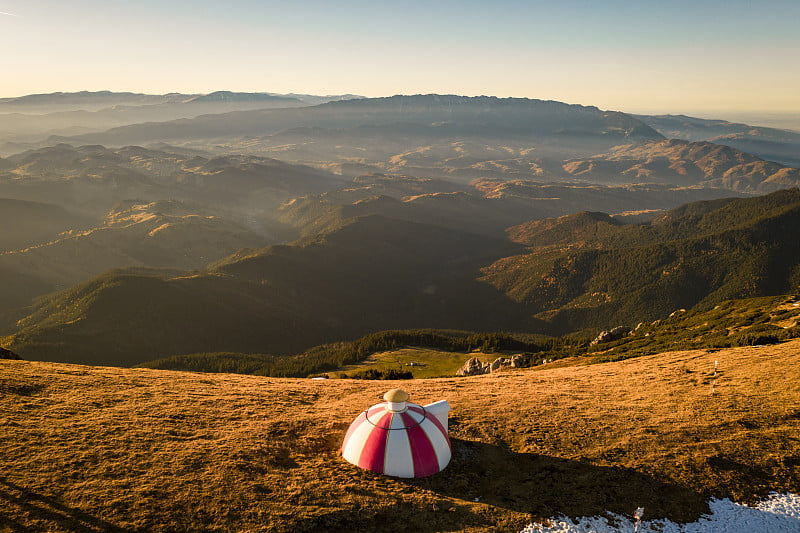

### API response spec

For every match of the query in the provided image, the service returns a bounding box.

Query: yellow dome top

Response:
[383,389,410,403]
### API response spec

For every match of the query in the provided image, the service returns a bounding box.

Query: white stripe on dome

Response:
[403,408,425,426]
[384,414,414,477]
[365,405,392,428]
[419,418,451,471]
[340,412,364,452]
[366,404,386,420]
[342,414,376,466]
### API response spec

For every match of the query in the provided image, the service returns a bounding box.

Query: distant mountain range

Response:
[0,91,189,112]
[4,93,799,191]
[4,94,793,192]
[0,90,362,147]
[563,139,800,192]
[0,90,363,111]
[29,96,656,170]
[638,114,800,167]
[0,140,740,336]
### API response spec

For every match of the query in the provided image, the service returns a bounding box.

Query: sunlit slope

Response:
[1,341,798,532]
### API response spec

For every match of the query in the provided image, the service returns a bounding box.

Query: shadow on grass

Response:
[403,438,709,524]
[292,501,487,533]
[0,476,132,533]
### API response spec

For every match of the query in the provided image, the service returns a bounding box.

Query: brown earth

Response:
[1,341,799,532]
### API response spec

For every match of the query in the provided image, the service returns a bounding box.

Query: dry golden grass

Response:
[1,341,799,532]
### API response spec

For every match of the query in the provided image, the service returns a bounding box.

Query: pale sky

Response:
[1,0,799,115]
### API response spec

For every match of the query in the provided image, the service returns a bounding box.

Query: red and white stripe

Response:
[341,401,451,478]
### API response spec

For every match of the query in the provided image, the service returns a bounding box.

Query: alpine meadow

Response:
[2,1,800,532]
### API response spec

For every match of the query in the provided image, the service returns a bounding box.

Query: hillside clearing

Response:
[327,347,498,378]
[1,341,799,532]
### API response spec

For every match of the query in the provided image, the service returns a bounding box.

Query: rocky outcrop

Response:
[510,354,526,367]
[489,358,508,372]
[589,326,631,346]
[456,357,489,376]
[456,354,526,376]
[0,347,20,360]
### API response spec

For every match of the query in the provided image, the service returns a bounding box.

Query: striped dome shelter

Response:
[341,389,451,478]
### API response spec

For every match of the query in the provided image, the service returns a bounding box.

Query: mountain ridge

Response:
[637,113,800,167]
[563,138,800,192]
[0,91,363,148]
[57,94,663,149]
[483,188,800,331]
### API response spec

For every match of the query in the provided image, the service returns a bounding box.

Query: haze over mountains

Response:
[0,143,345,216]
[638,114,800,168]
[563,139,800,192]
[1,90,799,370]
[0,90,361,149]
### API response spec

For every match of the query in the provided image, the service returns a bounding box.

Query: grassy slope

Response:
[329,347,498,378]
[587,294,800,360]
[1,342,798,532]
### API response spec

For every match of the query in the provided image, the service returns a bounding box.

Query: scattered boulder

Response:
[0,347,21,360]
[589,326,632,346]
[489,357,510,372]
[456,357,489,376]
[509,354,526,368]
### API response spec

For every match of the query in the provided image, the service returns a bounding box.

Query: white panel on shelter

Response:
[342,416,376,466]
[384,414,414,477]
[420,419,451,471]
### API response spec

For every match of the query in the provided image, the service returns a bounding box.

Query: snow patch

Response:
[520,492,800,533]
